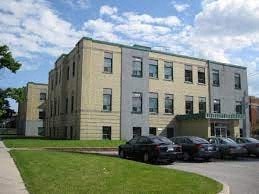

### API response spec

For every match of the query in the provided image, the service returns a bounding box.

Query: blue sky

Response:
[0,0,259,110]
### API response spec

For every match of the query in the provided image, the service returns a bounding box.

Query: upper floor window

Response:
[67,66,70,80]
[149,59,158,78]
[65,97,68,114]
[132,92,142,113]
[55,71,58,85]
[185,96,193,114]
[234,73,241,89]
[72,62,75,77]
[40,92,46,101]
[198,67,205,84]
[39,109,45,119]
[199,97,206,114]
[71,95,74,113]
[213,99,221,113]
[51,79,54,90]
[236,101,242,114]
[132,57,142,77]
[59,69,61,83]
[103,88,112,112]
[149,93,158,113]
[212,69,220,87]
[185,65,193,83]
[165,94,174,114]
[104,52,113,73]
[164,62,173,80]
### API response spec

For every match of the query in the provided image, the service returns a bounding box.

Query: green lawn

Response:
[11,150,222,194]
[4,139,124,148]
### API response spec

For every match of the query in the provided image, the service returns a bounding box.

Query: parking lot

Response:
[165,157,259,194]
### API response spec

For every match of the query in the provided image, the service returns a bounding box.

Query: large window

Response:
[149,127,157,135]
[234,73,241,89]
[149,59,158,78]
[236,101,242,114]
[213,99,221,113]
[149,93,158,113]
[199,97,206,114]
[133,127,141,138]
[165,94,174,114]
[185,96,193,114]
[185,65,193,83]
[104,52,113,73]
[132,57,142,77]
[212,69,220,86]
[102,126,111,140]
[198,67,205,84]
[40,92,46,101]
[164,62,173,80]
[103,88,112,112]
[132,92,142,113]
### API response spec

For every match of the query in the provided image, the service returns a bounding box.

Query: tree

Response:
[0,45,21,73]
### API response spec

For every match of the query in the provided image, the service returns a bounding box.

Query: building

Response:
[17,82,48,136]
[249,96,259,136]
[46,37,249,140]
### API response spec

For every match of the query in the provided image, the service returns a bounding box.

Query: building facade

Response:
[249,96,259,136]
[17,82,48,136]
[46,37,249,140]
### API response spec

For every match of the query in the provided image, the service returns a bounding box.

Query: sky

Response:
[0,0,259,110]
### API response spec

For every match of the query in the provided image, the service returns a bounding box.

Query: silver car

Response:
[235,137,259,157]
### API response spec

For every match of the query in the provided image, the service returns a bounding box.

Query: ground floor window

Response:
[38,127,45,136]
[210,123,230,137]
[149,127,156,135]
[70,126,73,139]
[102,126,111,140]
[167,128,174,138]
[240,128,243,137]
[133,127,141,138]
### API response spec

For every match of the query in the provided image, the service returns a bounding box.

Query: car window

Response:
[191,137,209,144]
[220,138,237,144]
[246,138,259,143]
[150,136,172,144]
[128,137,138,144]
[137,137,149,144]
[185,138,193,144]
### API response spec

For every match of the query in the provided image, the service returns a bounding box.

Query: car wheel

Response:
[183,152,190,161]
[119,149,125,158]
[143,152,149,163]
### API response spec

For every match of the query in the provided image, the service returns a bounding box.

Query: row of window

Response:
[213,99,243,114]
[50,94,74,117]
[212,69,242,89]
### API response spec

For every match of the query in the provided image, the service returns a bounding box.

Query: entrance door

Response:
[215,127,227,137]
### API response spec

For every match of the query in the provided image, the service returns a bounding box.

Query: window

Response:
[51,79,54,90]
[185,65,193,82]
[149,127,156,135]
[65,97,68,114]
[149,93,158,113]
[185,96,193,114]
[213,99,221,113]
[72,62,75,77]
[198,67,205,84]
[38,127,45,136]
[132,57,142,77]
[50,100,53,116]
[199,97,206,114]
[212,69,220,86]
[67,66,70,80]
[103,88,112,112]
[39,109,45,119]
[165,94,174,114]
[57,97,60,115]
[104,52,113,73]
[236,101,242,114]
[102,126,111,140]
[55,70,58,85]
[164,62,173,80]
[59,69,61,83]
[40,92,46,101]
[71,95,74,113]
[133,127,141,138]
[234,73,241,89]
[149,59,158,78]
[132,92,142,113]
[54,98,57,116]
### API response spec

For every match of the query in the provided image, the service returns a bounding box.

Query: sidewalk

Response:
[0,141,28,194]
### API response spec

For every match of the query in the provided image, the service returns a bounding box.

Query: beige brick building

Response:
[17,82,48,136]
[46,37,249,140]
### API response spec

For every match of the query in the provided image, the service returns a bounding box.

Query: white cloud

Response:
[100,5,117,16]
[63,0,90,9]
[171,2,190,12]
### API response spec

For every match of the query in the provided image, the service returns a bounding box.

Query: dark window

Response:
[104,52,113,73]
[165,94,174,114]
[67,66,70,80]
[51,78,54,90]
[59,69,61,83]
[137,137,149,144]
[72,62,75,77]
[132,92,142,113]
[38,127,45,136]
[133,127,141,138]
[103,88,112,112]
[149,127,156,135]
[71,95,74,113]
[54,98,57,116]
[149,59,158,78]
[39,110,45,119]
[102,126,111,140]
[55,71,58,85]
[57,97,60,115]
[213,99,221,113]
[167,128,174,138]
[70,126,73,139]
[234,73,241,89]
[65,97,68,114]
[212,69,220,86]
[236,101,242,114]
[132,57,142,77]
[149,93,158,113]
[185,65,193,82]
[198,67,205,84]
[50,100,53,116]
[185,96,193,114]
[40,92,46,101]
[164,62,173,80]
[199,97,206,114]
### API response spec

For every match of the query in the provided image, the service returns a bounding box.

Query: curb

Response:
[218,181,230,194]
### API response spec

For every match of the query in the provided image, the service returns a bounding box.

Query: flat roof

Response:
[27,82,48,86]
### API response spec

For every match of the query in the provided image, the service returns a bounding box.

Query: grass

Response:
[11,150,222,194]
[4,139,124,148]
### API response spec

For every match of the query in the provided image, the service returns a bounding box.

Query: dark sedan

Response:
[171,136,218,161]
[118,135,182,163]
[208,137,247,159]
[235,137,259,157]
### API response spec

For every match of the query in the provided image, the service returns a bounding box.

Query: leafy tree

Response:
[0,45,21,73]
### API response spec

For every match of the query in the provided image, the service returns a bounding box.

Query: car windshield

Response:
[221,138,237,144]
[246,138,259,143]
[150,136,172,144]
[190,137,209,144]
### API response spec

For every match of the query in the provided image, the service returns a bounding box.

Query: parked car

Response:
[208,137,248,159]
[170,136,218,161]
[118,135,182,163]
[235,137,259,157]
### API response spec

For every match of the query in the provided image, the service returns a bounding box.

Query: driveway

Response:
[165,157,259,194]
